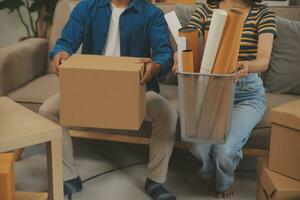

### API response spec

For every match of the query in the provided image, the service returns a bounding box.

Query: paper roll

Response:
[164,11,182,38]
[209,77,234,141]
[176,37,187,72]
[200,9,228,74]
[181,75,198,137]
[179,27,201,72]
[182,49,194,73]
[212,9,244,74]
[196,76,224,139]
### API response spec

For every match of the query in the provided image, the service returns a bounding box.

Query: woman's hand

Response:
[172,51,178,74]
[234,61,249,81]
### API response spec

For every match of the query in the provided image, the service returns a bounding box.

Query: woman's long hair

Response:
[207,0,262,6]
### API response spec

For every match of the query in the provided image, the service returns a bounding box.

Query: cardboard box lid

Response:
[61,54,145,72]
[270,100,300,131]
[258,158,300,199]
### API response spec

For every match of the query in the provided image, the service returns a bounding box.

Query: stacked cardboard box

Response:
[257,158,300,199]
[257,100,300,199]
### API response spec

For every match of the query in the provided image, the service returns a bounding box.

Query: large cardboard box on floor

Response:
[0,153,15,200]
[60,55,146,130]
[269,99,300,181]
[257,158,300,200]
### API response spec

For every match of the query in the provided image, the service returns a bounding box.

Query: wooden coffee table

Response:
[0,97,63,200]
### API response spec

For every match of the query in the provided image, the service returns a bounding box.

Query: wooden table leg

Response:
[47,137,63,200]
[14,148,24,161]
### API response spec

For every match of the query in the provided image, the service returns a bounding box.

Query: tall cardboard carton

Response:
[257,158,300,200]
[60,55,146,130]
[0,153,15,200]
[269,100,300,181]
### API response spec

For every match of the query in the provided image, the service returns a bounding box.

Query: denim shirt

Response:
[50,0,173,93]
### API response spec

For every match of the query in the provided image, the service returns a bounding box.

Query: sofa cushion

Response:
[175,4,196,27]
[264,17,300,95]
[7,74,59,104]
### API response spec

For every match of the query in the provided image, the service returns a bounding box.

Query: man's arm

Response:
[49,1,89,60]
[149,8,173,77]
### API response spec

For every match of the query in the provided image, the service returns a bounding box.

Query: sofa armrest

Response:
[0,38,49,96]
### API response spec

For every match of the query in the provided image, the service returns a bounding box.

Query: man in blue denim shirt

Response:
[39,0,177,199]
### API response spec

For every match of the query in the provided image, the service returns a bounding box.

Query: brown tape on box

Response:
[179,27,201,72]
[212,9,244,74]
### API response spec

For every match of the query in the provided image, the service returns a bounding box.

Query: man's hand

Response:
[172,51,178,74]
[137,58,161,84]
[234,61,249,81]
[53,51,70,75]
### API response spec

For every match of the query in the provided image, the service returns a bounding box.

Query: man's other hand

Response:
[137,58,161,84]
[53,51,70,75]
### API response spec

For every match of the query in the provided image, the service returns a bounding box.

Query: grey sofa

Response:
[1,0,300,156]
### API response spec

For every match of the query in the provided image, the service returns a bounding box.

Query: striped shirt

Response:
[189,1,277,61]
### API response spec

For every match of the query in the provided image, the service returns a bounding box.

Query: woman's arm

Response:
[235,33,274,79]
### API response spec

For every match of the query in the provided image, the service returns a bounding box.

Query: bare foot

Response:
[216,184,235,199]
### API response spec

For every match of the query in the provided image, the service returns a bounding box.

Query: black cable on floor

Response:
[67,160,147,200]
[82,160,148,183]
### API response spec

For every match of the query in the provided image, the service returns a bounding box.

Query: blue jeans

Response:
[190,73,266,192]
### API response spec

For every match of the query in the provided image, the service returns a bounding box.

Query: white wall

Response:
[0,8,36,47]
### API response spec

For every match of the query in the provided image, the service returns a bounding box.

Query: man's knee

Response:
[38,94,60,121]
[146,91,177,124]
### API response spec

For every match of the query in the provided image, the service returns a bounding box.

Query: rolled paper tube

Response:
[212,9,244,74]
[176,36,187,72]
[179,27,201,72]
[210,77,235,141]
[200,9,228,74]
[196,76,224,140]
[182,49,194,73]
[164,11,182,38]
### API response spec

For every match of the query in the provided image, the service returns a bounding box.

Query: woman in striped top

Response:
[175,0,277,198]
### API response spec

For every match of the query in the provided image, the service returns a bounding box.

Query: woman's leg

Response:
[190,143,214,180]
[212,99,265,194]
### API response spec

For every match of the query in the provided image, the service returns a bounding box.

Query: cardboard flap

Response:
[61,54,144,72]
[139,64,146,82]
[270,100,300,130]
[261,165,277,198]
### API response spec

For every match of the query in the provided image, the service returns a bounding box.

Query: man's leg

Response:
[144,91,177,200]
[39,93,82,195]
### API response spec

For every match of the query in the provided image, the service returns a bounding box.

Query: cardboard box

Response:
[257,158,300,200]
[269,100,300,181]
[60,55,146,130]
[0,153,15,200]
